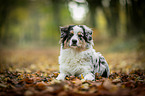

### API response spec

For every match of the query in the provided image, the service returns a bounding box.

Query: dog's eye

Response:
[85,34,88,36]
[89,32,92,35]
[70,30,74,35]
[61,33,64,35]
[78,32,82,37]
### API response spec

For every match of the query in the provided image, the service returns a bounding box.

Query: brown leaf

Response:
[0,83,7,88]
[24,90,34,96]
[25,78,34,84]
[35,81,48,90]
[112,78,121,84]
[72,79,82,86]
[103,78,118,92]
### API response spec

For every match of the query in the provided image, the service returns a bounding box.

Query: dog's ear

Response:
[60,26,69,38]
[80,25,93,42]
[60,25,75,38]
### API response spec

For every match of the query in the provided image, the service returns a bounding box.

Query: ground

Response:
[0,47,145,96]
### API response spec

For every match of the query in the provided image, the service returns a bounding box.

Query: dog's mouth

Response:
[71,44,77,48]
[71,44,77,46]
[70,43,78,48]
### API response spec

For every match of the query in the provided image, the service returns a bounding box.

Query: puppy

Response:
[56,25,110,80]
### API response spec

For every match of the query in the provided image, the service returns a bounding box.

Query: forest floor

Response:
[0,46,145,96]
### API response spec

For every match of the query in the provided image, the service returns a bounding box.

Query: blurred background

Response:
[0,0,145,73]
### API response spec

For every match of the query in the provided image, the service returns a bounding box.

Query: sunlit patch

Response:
[68,1,88,23]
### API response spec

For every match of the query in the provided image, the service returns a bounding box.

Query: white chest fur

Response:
[58,46,96,76]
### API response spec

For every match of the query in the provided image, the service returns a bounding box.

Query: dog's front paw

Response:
[84,73,95,80]
[56,73,66,80]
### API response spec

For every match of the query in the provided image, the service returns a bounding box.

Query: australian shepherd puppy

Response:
[56,25,110,80]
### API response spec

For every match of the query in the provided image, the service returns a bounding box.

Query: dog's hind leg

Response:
[98,54,110,77]
[94,52,110,78]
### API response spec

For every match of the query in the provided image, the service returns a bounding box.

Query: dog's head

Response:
[60,25,93,49]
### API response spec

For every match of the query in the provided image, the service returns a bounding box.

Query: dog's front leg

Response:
[84,73,95,80]
[56,73,66,80]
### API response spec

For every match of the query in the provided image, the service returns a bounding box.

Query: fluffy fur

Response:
[56,25,110,80]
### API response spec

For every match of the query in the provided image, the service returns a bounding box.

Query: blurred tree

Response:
[0,0,145,49]
[126,0,145,37]
[0,0,28,45]
[103,0,120,37]
[86,0,102,28]
[51,0,61,27]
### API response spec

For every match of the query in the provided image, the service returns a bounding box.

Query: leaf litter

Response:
[0,70,144,96]
[0,49,145,96]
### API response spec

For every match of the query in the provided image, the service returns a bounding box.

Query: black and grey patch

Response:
[79,25,93,43]
[101,69,108,77]
[60,25,75,47]
[79,25,88,42]
[90,52,110,78]
[66,27,74,42]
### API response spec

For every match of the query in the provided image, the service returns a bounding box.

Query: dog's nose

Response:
[72,39,77,44]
